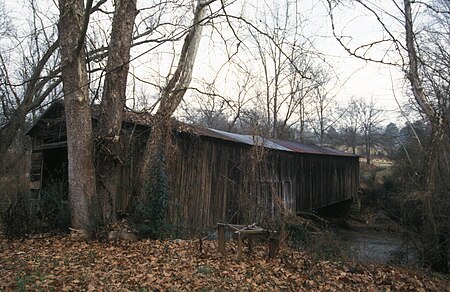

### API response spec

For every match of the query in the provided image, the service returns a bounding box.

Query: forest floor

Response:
[1,235,449,291]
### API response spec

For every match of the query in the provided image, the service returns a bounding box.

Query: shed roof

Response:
[27,101,357,157]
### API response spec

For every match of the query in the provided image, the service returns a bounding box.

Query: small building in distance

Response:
[26,102,359,229]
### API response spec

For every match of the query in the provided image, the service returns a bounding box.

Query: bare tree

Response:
[0,0,112,170]
[305,67,348,146]
[96,0,137,224]
[403,0,449,272]
[309,79,335,144]
[0,0,11,37]
[0,2,60,169]
[180,93,231,131]
[338,98,362,155]
[58,0,96,233]
[287,62,316,142]
[136,0,216,199]
[179,64,257,133]
[163,0,329,143]
[247,0,320,139]
[359,98,384,164]
[403,0,449,189]
[327,0,449,185]
[327,0,449,272]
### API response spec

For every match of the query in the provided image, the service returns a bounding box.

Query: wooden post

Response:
[218,224,225,254]
[248,236,254,255]
[237,232,243,261]
[269,237,278,258]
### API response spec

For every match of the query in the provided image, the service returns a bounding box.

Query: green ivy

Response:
[133,146,170,239]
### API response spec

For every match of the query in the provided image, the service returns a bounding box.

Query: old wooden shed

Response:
[26,102,359,228]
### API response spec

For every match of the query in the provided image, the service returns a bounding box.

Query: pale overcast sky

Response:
[4,0,409,125]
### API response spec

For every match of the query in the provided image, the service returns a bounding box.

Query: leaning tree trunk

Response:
[59,0,97,234]
[0,40,59,170]
[404,0,449,273]
[96,0,137,225]
[404,0,442,195]
[0,114,24,169]
[136,0,211,196]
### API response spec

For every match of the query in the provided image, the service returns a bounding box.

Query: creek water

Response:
[335,230,417,265]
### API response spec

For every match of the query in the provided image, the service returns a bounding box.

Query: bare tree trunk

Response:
[404,0,448,273]
[96,0,137,224]
[137,0,212,193]
[0,114,24,167]
[272,65,279,139]
[404,0,444,191]
[365,132,371,164]
[0,2,108,169]
[404,0,443,190]
[0,41,59,168]
[59,0,96,233]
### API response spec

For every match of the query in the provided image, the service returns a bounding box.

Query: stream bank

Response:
[311,198,419,267]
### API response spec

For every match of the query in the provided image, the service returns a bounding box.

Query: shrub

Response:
[38,179,70,232]
[2,197,31,239]
[286,222,309,247]
[306,231,346,262]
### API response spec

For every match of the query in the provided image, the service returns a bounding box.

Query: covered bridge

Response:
[26,102,359,228]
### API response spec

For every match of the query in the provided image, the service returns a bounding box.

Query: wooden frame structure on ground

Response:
[217,223,278,261]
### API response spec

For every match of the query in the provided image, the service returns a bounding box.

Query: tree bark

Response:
[0,40,59,169]
[96,0,137,224]
[0,112,24,168]
[404,0,446,191]
[0,2,108,169]
[365,132,371,165]
[59,0,96,233]
[137,0,211,193]
[404,0,448,273]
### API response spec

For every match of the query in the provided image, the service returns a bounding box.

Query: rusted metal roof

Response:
[27,101,356,157]
[207,129,292,152]
[268,139,355,157]
[120,114,355,157]
[187,127,356,157]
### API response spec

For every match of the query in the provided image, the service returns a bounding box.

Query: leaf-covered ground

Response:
[1,235,448,291]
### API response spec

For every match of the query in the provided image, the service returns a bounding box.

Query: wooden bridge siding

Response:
[37,139,357,230]
[28,103,358,229]
[30,120,357,229]
[167,137,358,228]
[278,153,297,212]
[28,105,358,230]
[169,138,233,228]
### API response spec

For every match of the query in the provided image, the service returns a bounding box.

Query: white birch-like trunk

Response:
[138,0,213,185]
